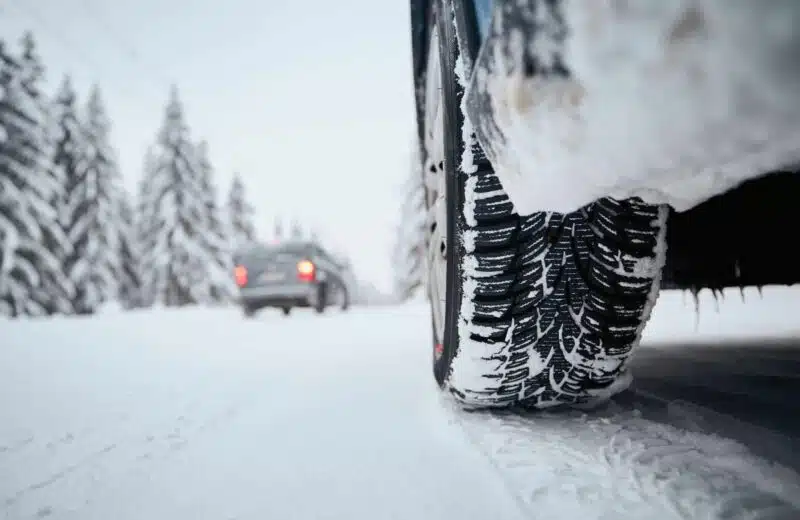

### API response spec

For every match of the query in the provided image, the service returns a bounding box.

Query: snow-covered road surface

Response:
[2,287,800,520]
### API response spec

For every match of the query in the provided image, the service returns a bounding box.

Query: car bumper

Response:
[239,283,316,305]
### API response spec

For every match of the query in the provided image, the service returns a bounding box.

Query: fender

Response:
[464,0,800,215]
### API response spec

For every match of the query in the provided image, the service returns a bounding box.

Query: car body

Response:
[233,240,350,316]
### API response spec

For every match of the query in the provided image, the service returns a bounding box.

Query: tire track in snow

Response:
[440,394,800,519]
[621,388,800,481]
[1,395,251,520]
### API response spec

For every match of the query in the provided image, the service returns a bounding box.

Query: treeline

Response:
[0,32,257,317]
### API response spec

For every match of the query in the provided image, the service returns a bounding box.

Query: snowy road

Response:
[2,288,800,520]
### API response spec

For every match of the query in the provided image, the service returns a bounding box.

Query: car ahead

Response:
[233,241,350,317]
[410,0,800,409]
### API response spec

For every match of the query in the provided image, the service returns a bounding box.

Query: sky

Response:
[0,0,417,292]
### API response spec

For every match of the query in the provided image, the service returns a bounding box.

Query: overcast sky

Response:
[0,0,416,292]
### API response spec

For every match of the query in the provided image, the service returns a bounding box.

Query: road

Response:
[1,287,799,520]
[629,285,800,472]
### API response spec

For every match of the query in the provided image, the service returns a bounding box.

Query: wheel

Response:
[281,307,291,316]
[339,283,350,311]
[314,284,327,314]
[242,305,256,318]
[419,0,668,409]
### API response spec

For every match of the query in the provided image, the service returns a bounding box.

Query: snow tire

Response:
[422,0,669,409]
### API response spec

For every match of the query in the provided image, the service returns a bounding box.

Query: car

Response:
[409,0,800,409]
[233,240,351,317]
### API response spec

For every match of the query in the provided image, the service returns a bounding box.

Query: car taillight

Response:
[297,260,315,282]
[234,265,248,287]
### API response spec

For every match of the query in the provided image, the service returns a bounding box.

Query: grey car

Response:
[233,241,350,317]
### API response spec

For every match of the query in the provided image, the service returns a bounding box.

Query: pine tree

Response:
[195,140,234,303]
[135,148,160,308]
[21,35,75,315]
[83,85,123,306]
[290,218,303,240]
[52,75,98,314]
[392,146,427,300]
[0,34,72,316]
[117,187,141,309]
[226,173,255,250]
[139,87,211,307]
[0,40,32,317]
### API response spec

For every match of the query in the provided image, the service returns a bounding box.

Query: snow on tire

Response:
[420,0,669,410]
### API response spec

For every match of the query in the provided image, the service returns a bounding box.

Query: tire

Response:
[242,305,256,318]
[339,282,350,311]
[281,307,292,316]
[420,0,668,409]
[314,284,327,314]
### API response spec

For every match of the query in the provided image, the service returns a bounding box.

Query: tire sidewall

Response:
[429,0,466,388]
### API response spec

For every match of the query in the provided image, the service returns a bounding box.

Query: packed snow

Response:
[468,0,800,215]
[2,287,800,519]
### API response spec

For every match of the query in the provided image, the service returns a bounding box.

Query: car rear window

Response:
[241,243,310,263]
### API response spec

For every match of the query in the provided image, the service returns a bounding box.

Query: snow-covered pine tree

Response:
[135,147,160,308]
[20,35,76,316]
[392,146,427,301]
[140,87,211,307]
[0,40,33,317]
[391,223,414,301]
[226,173,255,250]
[83,85,124,307]
[117,186,141,309]
[195,140,234,304]
[290,218,303,240]
[52,75,97,315]
[0,34,72,316]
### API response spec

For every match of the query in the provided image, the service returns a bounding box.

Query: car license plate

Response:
[260,272,285,282]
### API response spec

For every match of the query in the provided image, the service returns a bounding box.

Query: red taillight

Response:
[297,260,315,282]
[234,265,248,287]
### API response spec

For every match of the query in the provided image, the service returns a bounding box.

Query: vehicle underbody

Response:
[662,168,800,292]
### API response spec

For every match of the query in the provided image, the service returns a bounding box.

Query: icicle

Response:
[733,259,746,302]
